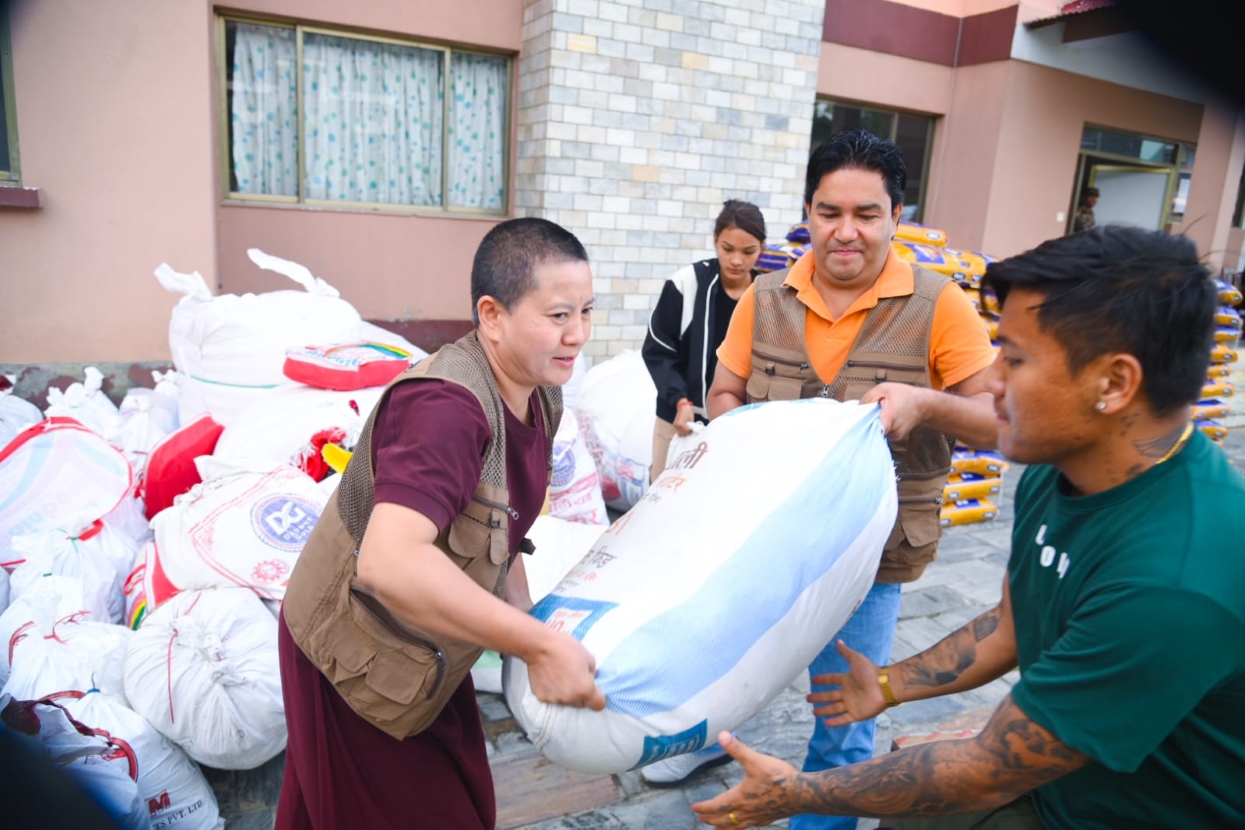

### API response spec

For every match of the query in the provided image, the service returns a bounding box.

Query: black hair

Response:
[983,225,1215,415]
[804,130,907,211]
[714,199,766,244]
[471,218,589,325]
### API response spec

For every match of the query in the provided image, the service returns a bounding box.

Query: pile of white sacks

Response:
[0,249,612,828]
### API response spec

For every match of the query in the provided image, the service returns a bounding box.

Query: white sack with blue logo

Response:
[148,458,326,605]
[505,399,896,774]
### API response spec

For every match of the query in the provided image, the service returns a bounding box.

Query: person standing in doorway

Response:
[1071,187,1099,234]
[642,200,766,483]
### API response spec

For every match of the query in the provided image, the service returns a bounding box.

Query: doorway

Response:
[1069,127,1194,235]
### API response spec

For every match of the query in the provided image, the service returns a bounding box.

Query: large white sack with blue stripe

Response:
[504,399,897,774]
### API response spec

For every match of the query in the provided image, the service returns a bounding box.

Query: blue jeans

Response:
[789,581,903,830]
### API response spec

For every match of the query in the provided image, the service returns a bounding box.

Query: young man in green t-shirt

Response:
[689,225,1245,829]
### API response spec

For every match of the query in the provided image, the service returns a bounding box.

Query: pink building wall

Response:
[211,0,525,325]
[0,0,216,363]
[977,61,1202,258]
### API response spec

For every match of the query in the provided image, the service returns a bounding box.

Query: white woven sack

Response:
[547,409,608,526]
[108,387,179,478]
[0,567,8,614]
[562,354,588,411]
[0,577,86,686]
[8,528,125,625]
[64,692,225,830]
[0,374,42,448]
[1,597,131,706]
[0,418,133,569]
[505,399,897,774]
[3,696,148,830]
[43,367,122,438]
[524,515,606,604]
[177,375,388,433]
[211,391,369,471]
[123,587,285,769]
[574,352,656,512]
[154,252,362,389]
[150,458,327,603]
[154,251,426,404]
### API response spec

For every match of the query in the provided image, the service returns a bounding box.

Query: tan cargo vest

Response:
[283,331,562,739]
[744,264,952,583]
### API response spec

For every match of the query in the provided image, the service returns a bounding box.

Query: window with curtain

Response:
[223,18,509,212]
[1,3,20,184]
[810,100,935,222]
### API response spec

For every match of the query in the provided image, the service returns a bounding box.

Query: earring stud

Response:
[1095,401,1107,411]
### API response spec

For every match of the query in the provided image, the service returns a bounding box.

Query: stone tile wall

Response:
[515,0,825,359]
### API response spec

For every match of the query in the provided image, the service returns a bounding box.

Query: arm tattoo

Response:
[972,614,999,642]
[904,607,1001,689]
[787,694,1089,818]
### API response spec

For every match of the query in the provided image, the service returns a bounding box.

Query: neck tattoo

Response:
[1150,421,1195,467]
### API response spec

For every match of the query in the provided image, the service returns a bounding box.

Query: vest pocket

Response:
[745,372,803,402]
[314,586,449,728]
[449,509,509,566]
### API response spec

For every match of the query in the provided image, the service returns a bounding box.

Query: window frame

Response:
[1,3,21,185]
[216,14,512,216]
[810,98,936,223]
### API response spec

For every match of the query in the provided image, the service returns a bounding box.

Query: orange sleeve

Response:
[714,284,757,379]
[928,283,997,390]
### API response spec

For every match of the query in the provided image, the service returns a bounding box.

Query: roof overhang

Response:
[1026,0,1138,43]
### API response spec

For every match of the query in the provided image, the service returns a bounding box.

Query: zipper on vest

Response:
[844,358,924,372]
[350,586,448,698]
[752,347,810,374]
[472,494,519,524]
[898,495,945,506]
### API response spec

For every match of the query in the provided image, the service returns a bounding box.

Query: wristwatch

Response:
[878,667,900,708]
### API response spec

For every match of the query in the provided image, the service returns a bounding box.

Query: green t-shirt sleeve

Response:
[1011,584,1243,773]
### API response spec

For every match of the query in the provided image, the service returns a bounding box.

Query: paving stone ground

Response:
[210,431,1245,828]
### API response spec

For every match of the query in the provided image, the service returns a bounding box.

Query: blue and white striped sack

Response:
[504,398,897,774]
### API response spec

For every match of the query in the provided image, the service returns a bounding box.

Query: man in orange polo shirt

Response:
[666,130,996,828]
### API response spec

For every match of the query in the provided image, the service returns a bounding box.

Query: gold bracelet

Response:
[878,667,900,708]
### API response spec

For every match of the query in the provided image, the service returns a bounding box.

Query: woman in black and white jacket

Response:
[642,200,766,481]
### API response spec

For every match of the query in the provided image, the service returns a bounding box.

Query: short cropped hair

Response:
[714,199,766,244]
[983,225,1215,415]
[805,130,907,211]
[471,218,589,326]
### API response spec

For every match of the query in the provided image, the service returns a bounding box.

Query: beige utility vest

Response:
[744,264,952,583]
[283,332,561,739]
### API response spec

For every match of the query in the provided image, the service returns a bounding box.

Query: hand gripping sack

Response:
[0,418,133,570]
[149,458,327,604]
[504,400,897,774]
[574,352,656,512]
[123,588,285,769]
[546,409,608,526]
[62,691,225,830]
[472,516,602,694]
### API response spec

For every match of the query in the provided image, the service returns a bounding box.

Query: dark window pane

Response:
[895,114,931,219]
[0,55,9,174]
[1234,164,1245,228]
[811,102,894,150]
